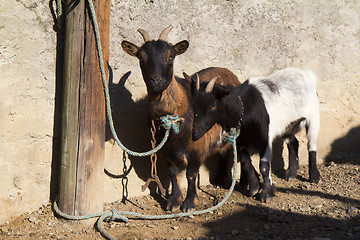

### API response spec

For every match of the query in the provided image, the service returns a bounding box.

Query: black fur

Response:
[191,68,321,202]
[192,81,270,197]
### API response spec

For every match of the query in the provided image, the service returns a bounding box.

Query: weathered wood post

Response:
[58,0,110,218]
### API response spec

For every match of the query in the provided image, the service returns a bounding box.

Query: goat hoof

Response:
[258,185,276,203]
[249,182,260,197]
[310,169,320,183]
[181,197,199,212]
[166,195,183,211]
[285,169,297,181]
[240,176,260,197]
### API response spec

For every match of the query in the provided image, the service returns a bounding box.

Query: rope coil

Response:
[53,129,240,240]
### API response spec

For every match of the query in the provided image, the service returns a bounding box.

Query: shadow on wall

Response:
[325,125,360,165]
[49,0,65,202]
[202,187,360,239]
[104,68,170,205]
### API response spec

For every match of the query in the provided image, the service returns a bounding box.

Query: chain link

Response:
[121,152,129,204]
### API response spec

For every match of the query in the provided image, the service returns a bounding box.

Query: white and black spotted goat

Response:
[189,68,321,202]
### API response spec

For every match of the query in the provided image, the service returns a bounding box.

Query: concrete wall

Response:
[1,0,359,223]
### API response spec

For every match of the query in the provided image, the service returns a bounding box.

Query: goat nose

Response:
[151,76,162,83]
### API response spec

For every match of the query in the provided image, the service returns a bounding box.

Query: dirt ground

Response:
[1,160,359,240]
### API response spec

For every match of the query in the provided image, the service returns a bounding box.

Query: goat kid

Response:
[190,68,321,202]
[121,26,240,211]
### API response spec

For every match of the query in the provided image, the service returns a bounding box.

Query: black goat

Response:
[121,26,240,211]
[190,68,321,202]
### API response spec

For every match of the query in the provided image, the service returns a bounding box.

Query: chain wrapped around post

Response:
[141,120,166,195]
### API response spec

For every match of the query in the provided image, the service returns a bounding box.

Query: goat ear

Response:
[183,72,191,82]
[216,88,230,100]
[121,41,139,57]
[184,72,199,95]
[174,40,189,56]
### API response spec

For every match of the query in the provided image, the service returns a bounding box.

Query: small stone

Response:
[347,207,357,215]
[188,215,195,219]
[231,230,239,235]
[172,226,179,230]
[28,216,37,223]
[0,227,8,234]
[314,204,323,210]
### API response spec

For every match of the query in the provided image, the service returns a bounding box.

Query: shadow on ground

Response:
[325,125,360,165]
[203,187,360,240]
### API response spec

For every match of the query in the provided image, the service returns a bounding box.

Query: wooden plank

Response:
[58,0,85,215]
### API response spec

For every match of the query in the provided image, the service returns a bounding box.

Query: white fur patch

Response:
[248,68,320,151]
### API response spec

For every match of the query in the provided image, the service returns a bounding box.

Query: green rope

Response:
[54,127,239,240]
[223,128,241,144]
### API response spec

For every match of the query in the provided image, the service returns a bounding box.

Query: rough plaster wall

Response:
[1,0,359,223]
[104,0,360,203]
[0,1,56,223]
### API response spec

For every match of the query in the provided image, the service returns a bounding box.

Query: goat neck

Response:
[147,76,189,120]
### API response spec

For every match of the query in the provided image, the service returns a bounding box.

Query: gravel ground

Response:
[1,161,359,240]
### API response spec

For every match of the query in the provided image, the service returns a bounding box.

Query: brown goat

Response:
[121,26,240,211]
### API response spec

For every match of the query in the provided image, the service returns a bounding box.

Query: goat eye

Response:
[165,50,174,62]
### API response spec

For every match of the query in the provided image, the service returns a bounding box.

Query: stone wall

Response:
[1,0,359,223]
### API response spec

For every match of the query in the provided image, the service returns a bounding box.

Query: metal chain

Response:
[121,152,129,204]
[141,121,166,195]
[150,120,158,178]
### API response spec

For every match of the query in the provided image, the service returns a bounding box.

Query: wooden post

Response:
[58,0,110,219]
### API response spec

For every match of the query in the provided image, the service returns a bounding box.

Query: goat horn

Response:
[137,28,151,42]
[205,76,219,93]
[195,73,200,91]
[159,25,173,41]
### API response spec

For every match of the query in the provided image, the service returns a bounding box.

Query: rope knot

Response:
[160,115,184,134]
[104,209,129,223]
[223,128,240,144]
